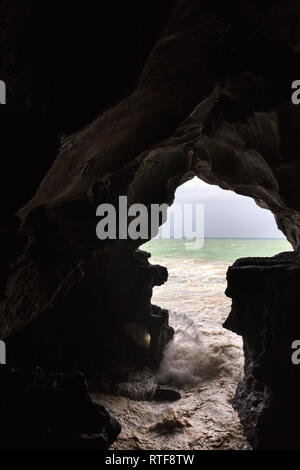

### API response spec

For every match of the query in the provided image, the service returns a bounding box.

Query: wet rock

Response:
[224,252,300,449]
[149,409,188,433]
[0,367,121,450]
[153,386,181,402]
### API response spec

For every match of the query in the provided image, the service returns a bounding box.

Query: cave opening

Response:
[95,177,293,450]
[145,176,293,449]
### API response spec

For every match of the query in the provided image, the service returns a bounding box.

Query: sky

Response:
[165,177,285,239]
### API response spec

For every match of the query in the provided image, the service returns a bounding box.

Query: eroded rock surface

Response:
[224,252,300,449]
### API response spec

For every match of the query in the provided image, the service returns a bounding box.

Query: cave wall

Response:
[1,0,300,449]
[224,253,300,449]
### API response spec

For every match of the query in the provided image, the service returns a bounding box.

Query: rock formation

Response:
[0,367,121,449]
[1,0,300,449]
[224,252,300,449]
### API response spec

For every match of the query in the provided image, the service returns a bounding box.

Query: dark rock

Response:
[153,386,181,402]
[5,249,173,373]
[0,366,121,450]
[224,252,300,449]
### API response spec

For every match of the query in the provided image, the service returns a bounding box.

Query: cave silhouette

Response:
[1,0,300,451]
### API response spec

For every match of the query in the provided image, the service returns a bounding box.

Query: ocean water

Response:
[93,238,293,450]
[142,237,293,262]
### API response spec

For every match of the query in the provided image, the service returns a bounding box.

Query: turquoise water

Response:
[141,238,293,263]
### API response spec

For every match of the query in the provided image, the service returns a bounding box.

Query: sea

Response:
[92,238,293,450]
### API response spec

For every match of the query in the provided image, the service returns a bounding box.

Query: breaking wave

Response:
[92,256,248,450]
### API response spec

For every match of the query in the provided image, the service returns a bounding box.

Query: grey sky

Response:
[170,177,285,239]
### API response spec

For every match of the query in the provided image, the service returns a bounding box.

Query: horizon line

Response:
[154,236,288,240]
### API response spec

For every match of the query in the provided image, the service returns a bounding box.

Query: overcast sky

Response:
[168,177,285,239]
